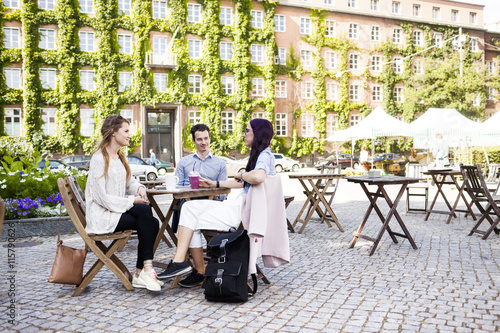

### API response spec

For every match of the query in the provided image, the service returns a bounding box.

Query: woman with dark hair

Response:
[157,119,276,287]
[86,114,162,292]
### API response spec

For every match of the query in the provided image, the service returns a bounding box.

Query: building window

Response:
[300,17,311,35]
[393,28,402,44]
[326,82,338,101]
[325,51,336,69]
[275,80,287,98]
[277,47,286,65]
[347,0,356,8]
[371,25,380,42]
[220,7,232,26]
[118,0,131,15]
[188,75,202,94]
[487,61,495,74]
[187,3,201,23]
[251,44,264,63]
[118,34,133,54]
[469,12,477,25]
[451,10,459,23]
[433,33,443,48]
[80,109,94,137]
[470,38,478,52]
[301,49,312,67]
[118,71,131,92]
[3,27,20,49]
[432,7,440,20]
[152,0,167,19]
[393,57,403,73]
[252,78,264,97]
[325,20,335,37]
[324,0,333,4]
[275,113,287,137]
[371,55,381,72]
[153,36,168,54]
[79,31,94,52]
[349,53,359,70]
[221,76,234,95]
[80,0,93,13]
[414,59,423,75]
[487,87,496,100]
[40,68,56,89]
[301,81,314,99]
[472,94,481,106]
[80,70,96,91]
[4,0,20,8]
[275,14,285,32]
[221,111,234,134]
[120,109,133,129]
[188,110,201,125]
[39,0,55,10]
[394,87,404,102]
[5,108,22,136]
[413,4,421,17]
[302,113,314,137]
[350,114,360,126]
[413,30,422,46]
[349,84,360,101]
[154,73,168,92]
[392,1,400,14]
[220,41,232,61]
[188,39,202,58]
[252,111,265,119]
[41,108,56,136]
[39,28,56,50]
[4,68,21,89]
[372,85,382,102]
[326,113,337,137]
[251,10,263,29]
[348,23,358,40]
[370,0,379,11]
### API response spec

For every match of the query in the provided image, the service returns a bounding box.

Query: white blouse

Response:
[85,151,143,234]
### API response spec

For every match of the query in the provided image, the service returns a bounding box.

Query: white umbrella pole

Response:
[351,138,355,168]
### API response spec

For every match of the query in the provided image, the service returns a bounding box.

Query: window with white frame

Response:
[39,0,55,10]
[188,109,201,125]
[326,113,337,137]
[487,61,495,74]
[472,94,481,106]
[371,25,380,42]
[3,27,20,49]
[349,84,360,101]
[252,111,265,119]
[154,73,168,92]
[350,114,360,126]
[413,4,421,17]
[187,3,201,23]
[413,59,423,75]
[220,41,232,61]
[393,28,402,44]
[40,68,56,89]
[275,14,285,32]
[79,70,95,90]
[118,71,132,92]
[120,109,133,128]
[372,85,382,102]
[394,87,403,102]
[220,7,232,26]
[221,76,234,95]
[392,1,400,14]
[188,39,202,58]
[395,115,404,122]
[487,87,496,100]
[432,7,440,20]
[433,33,443,48]
[348,0,356,8]
[301,49,312,67]
[153,36,168,54]
[4,0,20,8]
[152,0,167,19]
[324,0,333,5]
[469,12,477,25]
[251,10,263,29]
[118,0,131,15]
[275,113,287,137]
[470,38,478,52]
[79,0,93,13]
[4,68,21,89]
[301,81,314,99]
[371,55,381,72]
[79,31,94,52]
[251,44,264,63]
[348,23,358,39]
[275,80,287,98]
[325,20,335,37]
[451,10,459,22]
[326,82,338,100]
[371,0,379,11]
[302,113,314,137]
[5,108,22,136]
[413,30,422,46]
[188,75,202,94]
[278,47,286,65]
[325,51,336,69]
[41,108,56,135]
[118,34,132,54]
[39,28,56,50]
[221,111,234,134]
[393,57,403,73]
[252,78,264,97]
[80,109,94,136]
[300,17,311,35]
[349,53,359,70]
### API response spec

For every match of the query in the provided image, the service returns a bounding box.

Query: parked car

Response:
[127,156,158,181]
[220,156,247,178]
[372,153,403,163]
[273,153,300,173]
[143,158,174,175]
[315,154,359,170]
[61,155,91,168]
[38,159,87,171]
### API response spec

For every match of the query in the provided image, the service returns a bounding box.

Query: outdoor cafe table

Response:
[346,175,419,255]
[289,173,344,234]
[423,169,476,224]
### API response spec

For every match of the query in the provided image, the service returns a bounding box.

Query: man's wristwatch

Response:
[216,180,220,188]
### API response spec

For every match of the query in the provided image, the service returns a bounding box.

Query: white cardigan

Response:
[85,151,144,234]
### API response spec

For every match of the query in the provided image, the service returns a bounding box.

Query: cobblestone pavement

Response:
[1,171,499,332]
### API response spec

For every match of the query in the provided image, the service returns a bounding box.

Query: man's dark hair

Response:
[190,124,210,140]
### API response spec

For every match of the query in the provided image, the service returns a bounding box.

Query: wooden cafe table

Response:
[289,173,344,234]
[347,175,419,255]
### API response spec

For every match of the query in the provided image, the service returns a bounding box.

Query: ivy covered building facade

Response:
[1,0,499,162]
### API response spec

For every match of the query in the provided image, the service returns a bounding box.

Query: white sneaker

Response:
[132,276,147,289]
[138,270,161,291]
[150,270,164,287]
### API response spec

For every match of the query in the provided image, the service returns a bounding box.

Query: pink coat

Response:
[241,175,290,274]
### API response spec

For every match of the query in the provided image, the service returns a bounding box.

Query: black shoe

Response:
[157,260,192,279]
[178,269,205,288]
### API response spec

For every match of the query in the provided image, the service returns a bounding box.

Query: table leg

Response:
[148,193,178,253]
[311,179,343,232]
[447,177,476,223]
[425,174,456,221]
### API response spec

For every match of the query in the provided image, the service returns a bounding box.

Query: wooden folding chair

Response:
[57,177,134,296]
[0,196,5,237]
[305,163,341,223]
[485,163,500,195]
[405,163,429,213]
[460,165,500,240]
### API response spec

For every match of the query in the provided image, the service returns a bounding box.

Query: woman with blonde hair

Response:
[85,114,162,291]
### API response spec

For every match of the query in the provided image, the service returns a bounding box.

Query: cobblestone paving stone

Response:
[0,174,499,332]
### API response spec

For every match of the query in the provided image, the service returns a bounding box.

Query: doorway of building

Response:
[146,109,174,165]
